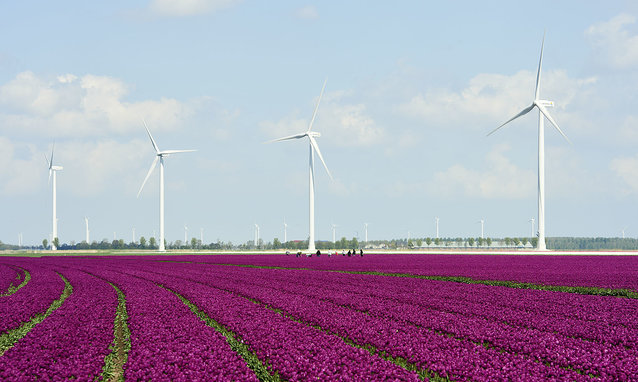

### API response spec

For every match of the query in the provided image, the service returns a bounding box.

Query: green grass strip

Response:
[159,284,279,382]
[1,267,31,297]
[212,263,638,299]
[100,282,131,382]
[0,272,72,356]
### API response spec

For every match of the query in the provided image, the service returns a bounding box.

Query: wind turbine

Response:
[435,217,440,239]
[184,224,188,244]
[45,143,63,251]
[331,223,338,243]
[84,217,90,243]
[268,79,333,253]
[529,217,535,239]
[488,33,569,251]
[364,223,369,244]
[254,224,260,247]
[283,219,288,244]
[477,219,485,239]
[137,120,196,252]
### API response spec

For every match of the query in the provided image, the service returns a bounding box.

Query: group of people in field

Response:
[286,249,364,257]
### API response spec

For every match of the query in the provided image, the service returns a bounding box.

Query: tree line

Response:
[5,236,638,251]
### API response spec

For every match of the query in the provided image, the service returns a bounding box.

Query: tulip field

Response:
[1,254,637,381]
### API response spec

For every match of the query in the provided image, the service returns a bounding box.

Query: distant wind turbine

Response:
[137,120,196,252]
[488,33,569,251]
[529,218,535,239]
[331,223,338,243]
[184,224,188,244]
[478,219,485,239]
[268,79,333,253]
[435,217,439,239]
[283,219,288,244]
[254,224,260,247]
[45,143,63,251]
[364,223,369,244]
[84,217,90,244]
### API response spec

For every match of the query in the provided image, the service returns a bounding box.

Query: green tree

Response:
[513,237,521,246]
[531,237,538,247]
[273,238,281,249]
[416,239,423,247]
[42,238,48,249]
[139,236,147,248]
[52,237,60,250]
[425,237,432,246]
[149,237,157,249]
[191,237,198,249]
[504,237,511,247]
[477,237,484,247]
[467,237,475,247]
[434,238,440,246]
[486,237,492,247]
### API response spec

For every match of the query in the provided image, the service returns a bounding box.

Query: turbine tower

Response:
[331,223,337,243]
[269,79,333,253]
[254,224,260,247]
[84,217,90,244]
[364,223,369,244]
[488,33,569,251]
[435,217,439,239]
[45,143,63,251]
[529,217,535,239]
[478,219,485,239]
[137,120,196,252]
[283,219,288,244]
[184,224,188,244]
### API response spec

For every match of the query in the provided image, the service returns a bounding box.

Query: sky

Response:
[3,0,638,246]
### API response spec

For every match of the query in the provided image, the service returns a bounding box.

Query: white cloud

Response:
[0,137,43,195]
[148,0,240,17]
[260,90,386,147]
[0,71,193,137]
[427,144,535,199]
[586,13,638,69]
[611,154,638,194]
[294,5,319,20]
[55,139,149,197]
[396,70,596,131]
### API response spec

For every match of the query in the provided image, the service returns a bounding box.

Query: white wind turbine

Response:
[488,33,569,251]
[137,121,196,252]
[529,217,535,239]
[283,219,288,244]
[331,223,338,244]
[254,224,260,247]
[269,79,333,253]
[478,219,485,239]
[45,143,63,251]
[84,217,90,244]
[364,223,369,244]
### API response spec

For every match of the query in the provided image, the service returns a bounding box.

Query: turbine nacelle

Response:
[308,131,321,138]
[534,100,554,108]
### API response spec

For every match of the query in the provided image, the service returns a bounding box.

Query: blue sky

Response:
[3,1,638,245]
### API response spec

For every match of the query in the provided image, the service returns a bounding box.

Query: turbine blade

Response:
[537,104,571,144]
[142,119,160,154]
[44,153,51,168]
[487,104,535,136]
[158,149,197,155]
[48,168,52,184]
[534,32,545,100]
[266,133,307,143]
[307,78,327,133]
[137,156,160,198]
[308,135,333,180]
[49,143,55,169]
